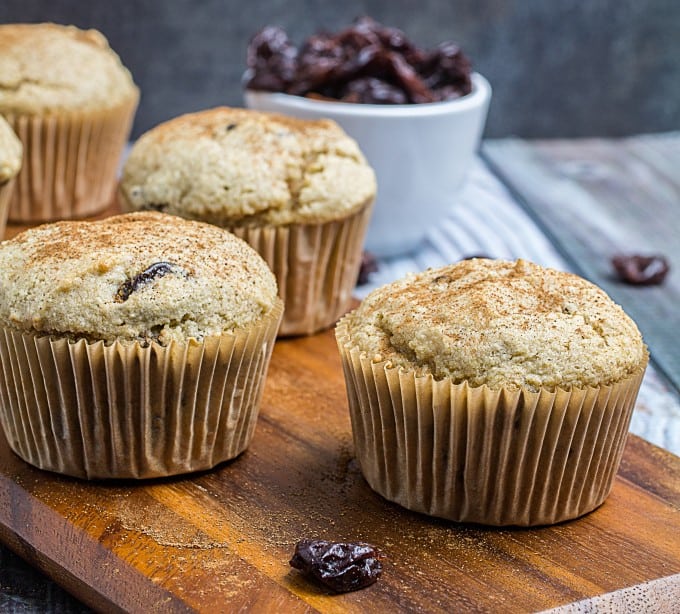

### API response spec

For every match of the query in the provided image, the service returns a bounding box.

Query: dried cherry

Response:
[246,25,298,92]
[115,262,178,302]
[289,539,383,593]
[611,254,669,286]
[357,251,379,285]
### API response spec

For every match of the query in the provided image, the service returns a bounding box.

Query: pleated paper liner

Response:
[229,200,373,336]
[336,318,648,527]
[0,299,282,480]
[5,94,138,223]
[0,177,15,237]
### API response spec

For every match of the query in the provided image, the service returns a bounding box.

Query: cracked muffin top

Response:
[0,211,279,345]
[119,107,377,226]
[341,258,646,391]
[0,115,22,183]
[0,23,138,114]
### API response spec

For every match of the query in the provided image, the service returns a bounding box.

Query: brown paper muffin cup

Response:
[0,177,15,238]
[0,299,282,479]
[336,317,648,526]
[229,200,373,337]
[5,94,138,223]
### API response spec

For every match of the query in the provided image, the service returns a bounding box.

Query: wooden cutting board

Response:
[0,326,679,613]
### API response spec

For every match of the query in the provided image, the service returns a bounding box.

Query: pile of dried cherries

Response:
[245,17,473,104]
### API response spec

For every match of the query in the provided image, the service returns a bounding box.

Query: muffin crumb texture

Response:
[0,212,278,344]
[120,107,376,226]
[344,259,646,390]
[0,23,138,113]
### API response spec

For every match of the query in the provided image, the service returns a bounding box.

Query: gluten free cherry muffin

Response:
[0,212,282,478]
[336,258,648,525]
[0,23,138,221]
[119,107,376,336]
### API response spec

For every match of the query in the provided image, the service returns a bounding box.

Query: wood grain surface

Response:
[1,326,679,613]
[483,134,680,396]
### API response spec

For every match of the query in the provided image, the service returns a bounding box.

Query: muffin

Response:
[0,211,282,479]
[0,23,139,222]
[336,258,648,526]
[0,115,22,236]
[119,107,376,336]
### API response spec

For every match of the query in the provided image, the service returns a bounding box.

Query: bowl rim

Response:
[244,72,491,118]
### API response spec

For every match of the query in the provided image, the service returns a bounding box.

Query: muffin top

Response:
[0,115,22,183]
[0,23,138,114]
[0,211,279,345]
[342,259,646,391]
[120,107,377,226]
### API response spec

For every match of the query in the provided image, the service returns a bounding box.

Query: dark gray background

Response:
[2,0,679,139]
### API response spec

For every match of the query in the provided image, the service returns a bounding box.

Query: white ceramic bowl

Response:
[245,73,491,257]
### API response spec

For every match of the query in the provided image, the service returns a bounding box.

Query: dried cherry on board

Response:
[611,254,669,286]
[289,539,383,593]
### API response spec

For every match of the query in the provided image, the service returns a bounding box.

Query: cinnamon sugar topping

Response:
[342,258,646,390]
[0,212,278,344]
